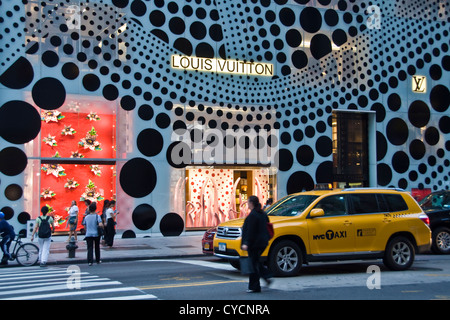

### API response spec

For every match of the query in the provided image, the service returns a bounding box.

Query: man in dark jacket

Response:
[241,196,272,292]
[0,212,15,265]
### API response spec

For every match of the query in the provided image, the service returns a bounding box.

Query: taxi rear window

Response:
[349,193,408,214]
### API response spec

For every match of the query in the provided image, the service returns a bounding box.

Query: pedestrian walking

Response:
[241,195,272,293]
[31,206,55,267]
[67,200,79,242]
[0,212,15,266]
[104,200,119,248]
[82,202,104,265]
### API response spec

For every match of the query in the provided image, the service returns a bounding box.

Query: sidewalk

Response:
[6,232,206,267]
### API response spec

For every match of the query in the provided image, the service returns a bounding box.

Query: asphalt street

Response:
[1,254,450,302]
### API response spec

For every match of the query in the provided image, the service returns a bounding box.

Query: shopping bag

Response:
[240,257,254,275]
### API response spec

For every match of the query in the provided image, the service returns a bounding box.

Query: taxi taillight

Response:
[419,214,430,226]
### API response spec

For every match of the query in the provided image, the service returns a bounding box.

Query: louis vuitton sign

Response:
[171,55,274,76]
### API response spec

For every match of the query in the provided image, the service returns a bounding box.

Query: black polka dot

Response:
[310,34,332,60]
[279,7,295,26]
[430,85,449,112]
[291,50,308,69]
[392,151,410,174]
[300,7,322,33]
[439,116,450,134]
[32,77,66,110]
[119,158,157,198]
[424,127,440,146]
[0,147,28,176]
[42,51,59,68]
[316,136,332,157]
[137,129,164,157]
[0,56,34,89]
[331,29,347,46]
[61,62,79,80]
[315,161,333,183]
[377,163,392,186]
[138,104,154,121]
[386,118,408,146]
[132,204,157,230]
[376,131,388,161]
[410,139,426,160]
[408,100,430,128]
[0,207,14,220]
[277,149,293,172]
[0,101,41,144]
[286,29,302,48]
[82,74,101,92]
[103,84,119,101]
[286,171,314,194]
[120,95,136,111]
[160,212,184,236]
[296,145,314,166]
[112,0,129,8]
[131,0,146,16]
[150,10,166,27]
[4,184,23,201]
[387,93,401,111]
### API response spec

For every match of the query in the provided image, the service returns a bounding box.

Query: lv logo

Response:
[412,75,427,93]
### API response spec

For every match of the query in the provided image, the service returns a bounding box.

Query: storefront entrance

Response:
[185,166,276,229]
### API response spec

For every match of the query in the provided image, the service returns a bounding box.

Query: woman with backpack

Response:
[31,206,55,267]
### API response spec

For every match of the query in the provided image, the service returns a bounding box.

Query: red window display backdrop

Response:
[39,107,116,232]
[40,163,116,232]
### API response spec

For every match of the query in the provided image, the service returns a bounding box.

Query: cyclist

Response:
[0,212,15,266]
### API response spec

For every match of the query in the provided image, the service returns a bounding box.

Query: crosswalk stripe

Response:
[2,287,147,300]
[89,294,158,300]
[0,266,157,300]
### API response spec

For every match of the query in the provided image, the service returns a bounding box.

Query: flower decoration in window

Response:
[41,163,66,177]
[61,125,76,136]
[79,127,102,151]
[86,112,101,121]
[70,151,84,158]
[45,204,55,215]
[80,179,104,203]
[43,134,57,147]
[41,110,65,123]
[64,178,80,189]
[90,165,102,177]
[40,188,56,199]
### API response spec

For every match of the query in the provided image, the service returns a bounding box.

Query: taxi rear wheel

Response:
[383,236,415,271]
[268,240,303,277]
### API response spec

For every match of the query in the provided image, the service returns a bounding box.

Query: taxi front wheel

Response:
[268,240,303,277]
[383,236,415,271]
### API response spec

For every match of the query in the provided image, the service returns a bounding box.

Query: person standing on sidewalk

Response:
[0,212,15,266]
[67,200,79,242]
[82,202,104,265]
[31,206,55,267]
[104,200,119,248]
[240,195,272,293]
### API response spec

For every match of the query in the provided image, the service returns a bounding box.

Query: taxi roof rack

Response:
[342,187,406,192]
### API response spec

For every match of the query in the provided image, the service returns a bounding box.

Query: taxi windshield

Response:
[267,194,319,216]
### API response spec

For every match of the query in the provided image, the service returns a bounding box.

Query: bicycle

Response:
[2,234,39,267]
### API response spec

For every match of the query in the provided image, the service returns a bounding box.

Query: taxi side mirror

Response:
[310,208,325,218]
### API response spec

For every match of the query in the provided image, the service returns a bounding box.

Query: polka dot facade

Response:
[0,0,448,236]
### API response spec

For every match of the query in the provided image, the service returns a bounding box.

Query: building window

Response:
[332,111,369,187]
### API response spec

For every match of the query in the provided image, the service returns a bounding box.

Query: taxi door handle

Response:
[383,218,391,223]
[343,220,352,226]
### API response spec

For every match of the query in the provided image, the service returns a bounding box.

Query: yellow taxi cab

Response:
[213,188,432,276]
